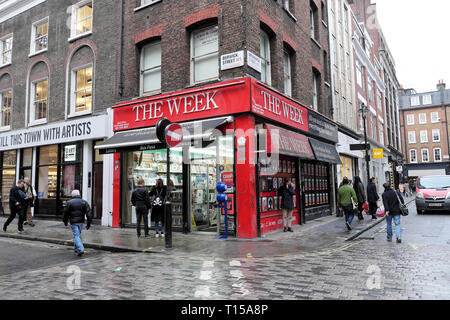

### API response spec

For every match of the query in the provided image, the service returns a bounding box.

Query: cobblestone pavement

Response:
[1,203,449,300]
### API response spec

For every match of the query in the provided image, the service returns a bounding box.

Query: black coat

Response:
[149,186,166,222]
[63,196,92,225]
[131,187,151,210]
[382,188,405,216]
[278,185,295,210]
[9,185,25,211]
[354,182,366,203]
[367,182,379,203]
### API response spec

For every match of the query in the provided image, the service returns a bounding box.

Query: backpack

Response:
[152,188,164,208]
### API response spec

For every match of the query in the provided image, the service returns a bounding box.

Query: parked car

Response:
[415,175,450,214]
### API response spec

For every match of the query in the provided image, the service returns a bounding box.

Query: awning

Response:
[265,124,315,159]
[308,138,342,164]
[407,169,446,177]
[96,116,233,154]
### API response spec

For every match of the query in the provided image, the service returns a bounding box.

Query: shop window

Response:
[190,25,219,85]
[0,89,12,129]
[19,148,33,181]
[301,162,330,209]
[71,66,93,115]
[0,34,12,66]
[283,49,292,97]
[140,41,161,96]
[70,0,93,40]
[30,17,48,55]
[0,150,16,215]
[260,29,271,85]
[30,79,48,124]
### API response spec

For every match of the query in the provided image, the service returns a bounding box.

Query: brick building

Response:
[0,0,120,223]
[399,81,450,177]
[96,0,342,238]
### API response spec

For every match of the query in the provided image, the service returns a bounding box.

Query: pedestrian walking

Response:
[22,177,36,227]
[63,190,92,256]
[149,178,166,237]
[337,177,358,231]
[367,177,379,220]
[353,176,366,221]
[131,178,151,238]
[409,179,415,196]
[3,180,26,233]
[278,178,295,232]
[381,182,405,243]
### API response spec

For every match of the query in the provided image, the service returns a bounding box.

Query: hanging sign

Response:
[373,149,384,159]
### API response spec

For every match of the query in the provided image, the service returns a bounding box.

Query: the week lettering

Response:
[260,90,304,125]
[133,90,220,122]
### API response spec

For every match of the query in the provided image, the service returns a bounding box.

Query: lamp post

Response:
[359,103,371,185]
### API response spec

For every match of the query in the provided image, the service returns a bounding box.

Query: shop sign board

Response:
[266,124,315,159]
[309,138,342,164]
[373,149,383,159]
[0,115,108,152]
[251,79,309,133]
[308,112,338,143]
[220,51,244,70]
[113,78,250,131]
[221,172,234,188]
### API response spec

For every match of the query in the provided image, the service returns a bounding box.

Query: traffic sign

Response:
[350,143,370,151]
[164,123,183,148]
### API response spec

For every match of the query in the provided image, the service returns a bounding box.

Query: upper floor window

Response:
[283,50,292,97]
[71,66,92,114]
[419,113,426,124]
[408,131,416,144]
[0,90,12,129]
[410,95,420,106]
[30,79,48,124]
[283,0,290,11]
[422,94,432,105]
[31,18,48,55]
[191,25,218,85]
[141,0,160,6]
[70,1,93,39]
[0,35,13,66]
[310,4,318,40]
[368,77,374,102]
[140,41,161,96]
[260,29,271,86]
[431,112,439,123]
[432,129,440,142]
[420,130,428,143]
[377,90,382,110]
[407,114,414,125]
[434,148,442,162]
[421,149,429,163]
[409,149,417,163]
[312,70,320,111]
[379,123,384,145]
[356,60,363,89]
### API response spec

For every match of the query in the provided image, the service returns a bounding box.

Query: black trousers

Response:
[4,208,25,231]
[136,207,149,236]
[369,202,378,218]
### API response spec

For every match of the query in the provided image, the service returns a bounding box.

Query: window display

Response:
[1,150,16,214]
[300,162,330,208]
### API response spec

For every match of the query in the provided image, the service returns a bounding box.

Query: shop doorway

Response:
[92,140,104,220]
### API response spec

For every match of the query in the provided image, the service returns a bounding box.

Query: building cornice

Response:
[0,0,46,24]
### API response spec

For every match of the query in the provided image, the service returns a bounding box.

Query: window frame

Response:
[69,64,93,117]
[419,130,428,143]
[69,0,93,42]
[410,96,420,106]
[312,71,319,111]
[0,89,12,131]
[283,49,292,97]
[433,148,442,162]
[422,94,432,105]
[0,34,13,67]
[406,114,414,125]
[260,29,272,86]
[190,24,219,86]
[30,17,49,56]
[421,148,429,163]
[140,40,162,96]
[418,113,426,124]
[430,111,439,123]
[409,149,417,163]
[407,131,416,144]
[432,129,440,142]
[29,77,49,126]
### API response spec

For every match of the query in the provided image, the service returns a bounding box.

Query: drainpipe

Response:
[118,0,124,97]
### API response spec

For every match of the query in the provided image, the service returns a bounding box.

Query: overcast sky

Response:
[373,0,450,93]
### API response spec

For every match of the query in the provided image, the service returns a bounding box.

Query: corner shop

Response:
[97,77,341,238]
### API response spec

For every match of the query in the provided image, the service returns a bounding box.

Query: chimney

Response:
[437,79,446,91]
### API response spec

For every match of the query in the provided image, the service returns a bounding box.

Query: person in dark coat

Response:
[278,178,295,232]
[22,177,36,227]
[367,177,379,220]
[382,183,405,243]
[131,178,151,238]
[149,179,167,238]
[63,190,92,256]
[3,180,26,233]
[353,176,366,221]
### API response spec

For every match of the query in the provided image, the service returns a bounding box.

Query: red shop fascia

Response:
[108,77,339,238]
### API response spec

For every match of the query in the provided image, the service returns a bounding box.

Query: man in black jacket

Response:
[367,177,379,220]
[3,180,26,233]
[382,183,404,243]
[131,179,151,238]
[278,178,295,232]
[63,190,92,256]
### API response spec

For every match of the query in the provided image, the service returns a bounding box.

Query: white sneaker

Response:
[161,233,165,238]
[155,233,159,238]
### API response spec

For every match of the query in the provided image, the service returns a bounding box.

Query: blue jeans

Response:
[342,205,354,225]
[386,214,401,239]
[71,223,85,252]
[155,221,165,233]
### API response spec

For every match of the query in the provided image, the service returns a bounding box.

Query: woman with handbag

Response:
[353,176,366,221]
[381,182,406,243]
